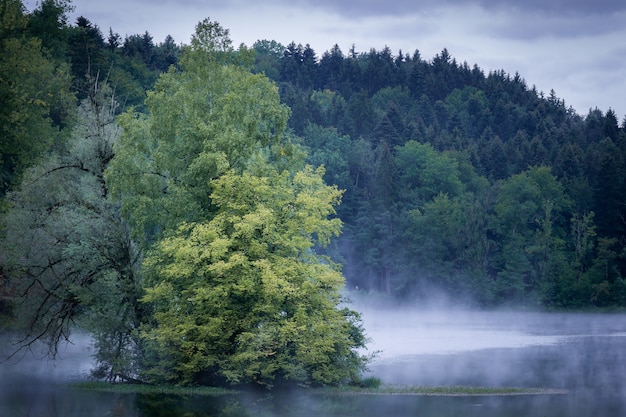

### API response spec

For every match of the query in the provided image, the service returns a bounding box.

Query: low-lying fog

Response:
[2,305,626,416]
[358,306,626,403]
[364,309,565,358]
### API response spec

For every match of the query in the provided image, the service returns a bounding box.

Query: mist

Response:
[352,299,626,415]
[0,332,97,416]
[0,333,93,381]
[3,301,626,416]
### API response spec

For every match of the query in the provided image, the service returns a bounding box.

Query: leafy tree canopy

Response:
[105,19,369,387]
[106,18,293,245]
[0,80,141,382]
[0,0,74,195]
[142,167,367,387]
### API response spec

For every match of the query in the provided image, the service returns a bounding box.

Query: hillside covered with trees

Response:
[1,0,625,388]
[252,41,626,308]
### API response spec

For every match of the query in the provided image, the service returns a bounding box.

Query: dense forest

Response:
[252,42,626,308]
[1,0,626,387]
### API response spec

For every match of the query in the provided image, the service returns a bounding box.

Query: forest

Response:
[1,0,626,387]
[254,43,626,309]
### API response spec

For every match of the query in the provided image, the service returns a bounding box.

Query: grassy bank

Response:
[71,381,566,397]
[314,385,568,396]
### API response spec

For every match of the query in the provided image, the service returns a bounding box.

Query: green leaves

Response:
[495,166,570,237]
[140,168,362,386]
[0,17,74,194]
[1,80,142,380]
[103,20,368,387]
[105,32,291,246]
[396,140,464,205]
[493,167,572,302]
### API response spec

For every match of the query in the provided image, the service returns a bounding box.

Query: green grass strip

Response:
[70,382,567,397]
[314,385,568,396]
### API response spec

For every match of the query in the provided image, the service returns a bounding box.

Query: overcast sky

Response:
[26,0,626,119]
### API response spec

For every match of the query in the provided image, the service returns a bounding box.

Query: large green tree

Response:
[142,167,367,387]
[0,80,142,381]
[105,19,368,387]
[106,19,298,244]
[494,166,571,302]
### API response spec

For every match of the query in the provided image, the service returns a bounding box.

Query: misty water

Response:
[2,308,626,417]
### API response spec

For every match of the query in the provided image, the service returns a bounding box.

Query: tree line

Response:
[250,40,626,308]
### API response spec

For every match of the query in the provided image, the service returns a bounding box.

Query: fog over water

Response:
[2,307,626,416]
[358,306,626,407]
[363,309,564,358]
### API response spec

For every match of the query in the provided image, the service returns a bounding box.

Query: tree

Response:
[105,19,368,387]
[373,140,397,208]
[122,31,157,69]
[405,194,465,284]
[67,16,105,86]
[318,44,344,90]
[604,109,619,141]
[372,114,401,148]
[591,138,626,241]
[0,0,74,194]
[106,28,121,51]
[252,39,284,81]
[403,190,495,302]
[152,34,180,72]
[543,210,597,307]
[105,19,292,245]
[395,140,464,206]
[142,167,367,387]
[26,0,72,61]
[494,166,571,301]
[347,89,375,138]
[302,123,351,193]
[1,80,143,381]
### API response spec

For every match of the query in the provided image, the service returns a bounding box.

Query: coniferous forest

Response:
[257,42,626,308]
[1,0,626,387]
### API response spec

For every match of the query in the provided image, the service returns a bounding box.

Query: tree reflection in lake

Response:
[2,311,626,417]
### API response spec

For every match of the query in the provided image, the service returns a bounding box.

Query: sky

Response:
[26,0,626,119]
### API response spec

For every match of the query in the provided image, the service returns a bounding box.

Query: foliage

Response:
[0,80,142,381]
[142,168,367,387]
[255,39,626,307]
[3,4,626,389]
[0,0,74,195]
[105,21,292,246]
[105,20,368,387]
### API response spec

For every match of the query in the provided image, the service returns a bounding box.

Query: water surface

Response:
[2,310,625,416]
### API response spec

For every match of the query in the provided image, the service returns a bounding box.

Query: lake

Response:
[2,308,626,416]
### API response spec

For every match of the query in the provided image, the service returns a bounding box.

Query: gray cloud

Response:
[46,0,625,117]
[289,0,626,44]
[480,11,626,41]
[300,0,626,18]
[477,0,626,15]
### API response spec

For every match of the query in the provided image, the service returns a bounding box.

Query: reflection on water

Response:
[2,311,626,417]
